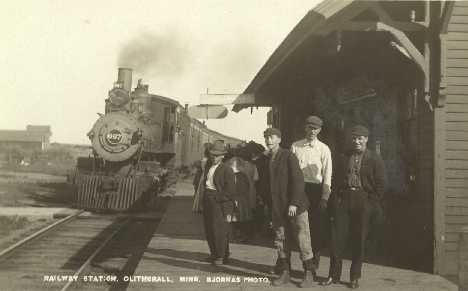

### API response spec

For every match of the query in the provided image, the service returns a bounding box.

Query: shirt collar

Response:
[303,138,318,147]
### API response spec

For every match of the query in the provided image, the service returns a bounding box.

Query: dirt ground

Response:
[0,170,73,207]
[0,169,74,252]
[0,215,55,251]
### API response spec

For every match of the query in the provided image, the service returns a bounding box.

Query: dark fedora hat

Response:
[209,140,228,156]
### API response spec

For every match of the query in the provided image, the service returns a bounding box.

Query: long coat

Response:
[253,154,271,208]
[267,147,309,227]
[233,171,252,221]
[201,162,236,216]
[333,149,386,201]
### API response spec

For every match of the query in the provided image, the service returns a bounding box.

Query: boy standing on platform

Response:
[263,127,315,288]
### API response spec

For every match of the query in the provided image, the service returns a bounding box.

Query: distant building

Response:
[0,125,52,151]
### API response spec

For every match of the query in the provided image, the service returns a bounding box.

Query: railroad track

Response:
[0,211,131,291]
[0,210,163,291]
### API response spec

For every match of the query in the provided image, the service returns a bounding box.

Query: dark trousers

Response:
[329,189,370,281]
[305,183,330,268]
[203,191,230,259]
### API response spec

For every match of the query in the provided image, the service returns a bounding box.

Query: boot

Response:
[270,257,292,275]
[269,257,281,275]
[272,258,290,286]
[299,259,315,288]
[299,270,314,288]
[302,260,317,281]
[272,270,290,286]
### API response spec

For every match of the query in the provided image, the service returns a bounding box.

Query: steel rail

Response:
[0,210,85,259]
[60,217,131,291]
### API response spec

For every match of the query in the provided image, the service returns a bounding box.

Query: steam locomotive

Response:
[72,68,242,211]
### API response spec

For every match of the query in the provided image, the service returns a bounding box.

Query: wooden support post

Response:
[430,0,445,275]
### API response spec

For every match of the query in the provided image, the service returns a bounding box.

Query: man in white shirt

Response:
[201,140,236,266]
[291,115,332,275]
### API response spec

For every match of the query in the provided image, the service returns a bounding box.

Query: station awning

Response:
[233,0,432,112]
[233,0,357,111]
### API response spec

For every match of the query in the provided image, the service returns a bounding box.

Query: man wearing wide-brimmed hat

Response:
[263,127,315,288]
[291,115,332,276]
[200,140,236,266]
[323,125,385,289]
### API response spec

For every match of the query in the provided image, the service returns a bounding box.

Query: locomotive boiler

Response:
[74,68,178,211]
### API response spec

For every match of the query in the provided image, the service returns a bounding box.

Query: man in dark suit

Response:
[322,125,386,289]
[263,128,315,288]
[201,140,236,266]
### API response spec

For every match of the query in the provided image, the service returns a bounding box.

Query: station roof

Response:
[26,125,51,134]
[233,0,356,111]
[233,0,453,112]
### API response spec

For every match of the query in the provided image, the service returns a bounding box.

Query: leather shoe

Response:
[298,270,314,288]
[320,277,339,286]
[350,279,359,289]
[272,270,290,286]
[203,256,214,262]
[222,257,230,265]
[269,258,281,274]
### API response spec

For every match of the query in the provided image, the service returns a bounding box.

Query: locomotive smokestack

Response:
[117,68,133,92]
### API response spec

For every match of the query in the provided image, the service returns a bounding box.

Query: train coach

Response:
[72,68,242,212]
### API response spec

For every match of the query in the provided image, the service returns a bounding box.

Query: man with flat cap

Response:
[263,127,315,287]
[322,125,385,289]
[200,140,236,266]
[291,115,332,275]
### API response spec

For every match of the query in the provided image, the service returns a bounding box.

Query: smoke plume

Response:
[118,30,191,78]
[204,34,262,92]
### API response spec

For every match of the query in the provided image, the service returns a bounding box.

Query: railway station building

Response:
[0,125,52,152]
[234,0,468,279]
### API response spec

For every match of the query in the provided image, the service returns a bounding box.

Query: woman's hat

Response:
[209,140,228,156]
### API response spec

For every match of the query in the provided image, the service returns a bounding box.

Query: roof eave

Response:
[234,0,356,112]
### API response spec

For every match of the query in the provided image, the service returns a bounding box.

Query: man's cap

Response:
[263,127,281,138]
[209,140,228,156]
[350,125,369,137]
[304,115,323,128]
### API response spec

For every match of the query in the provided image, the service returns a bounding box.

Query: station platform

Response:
[127,180,457,291]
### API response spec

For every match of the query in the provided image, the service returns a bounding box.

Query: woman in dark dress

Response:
[228,157,252,242]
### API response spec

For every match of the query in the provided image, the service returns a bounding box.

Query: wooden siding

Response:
[442,2,468,276]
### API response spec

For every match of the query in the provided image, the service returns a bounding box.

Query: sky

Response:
[0,0,320,145]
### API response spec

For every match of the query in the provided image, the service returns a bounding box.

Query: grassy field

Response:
[0,168,75,251]
[0,215,54,251]
[0,215,29,236]
[0,180,74,207]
